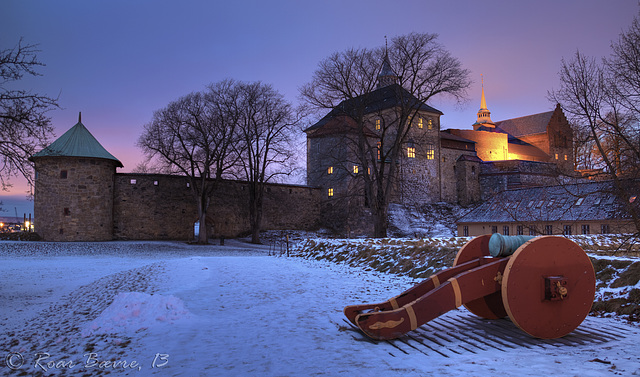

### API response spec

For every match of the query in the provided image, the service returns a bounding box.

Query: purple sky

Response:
[1,0,638,216]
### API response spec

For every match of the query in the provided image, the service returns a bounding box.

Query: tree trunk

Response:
[248,183,263,244]
[196,196,209,244]
[251,209,262,244]
[373,211,388,238]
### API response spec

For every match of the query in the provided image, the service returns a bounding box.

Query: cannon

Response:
[344,235,596,340]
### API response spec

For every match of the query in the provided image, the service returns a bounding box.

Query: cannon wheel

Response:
[453,235,507,319]
[502,236,596,339]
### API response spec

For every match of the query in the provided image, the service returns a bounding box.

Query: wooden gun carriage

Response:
[344,235,596,340]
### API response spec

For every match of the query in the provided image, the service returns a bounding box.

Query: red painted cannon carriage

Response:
[344,235,596,340]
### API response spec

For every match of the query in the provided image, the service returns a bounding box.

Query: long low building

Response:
[456,180,638,237]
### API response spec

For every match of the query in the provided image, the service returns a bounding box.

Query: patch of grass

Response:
[596,267,617,283]
[611,262,640,288]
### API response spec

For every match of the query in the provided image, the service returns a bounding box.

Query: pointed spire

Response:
[78,111,82,124]
[473,75,495,130]
[480,75,488,110]
[377,37,398,89]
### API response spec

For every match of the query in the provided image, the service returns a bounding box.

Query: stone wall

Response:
[455,157,482,205]
[449,129,508,161]
[479,160,559,199]
[112,174,321,240]
[33,157,117,241]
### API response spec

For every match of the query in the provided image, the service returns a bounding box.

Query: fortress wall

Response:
[112,174,321,240]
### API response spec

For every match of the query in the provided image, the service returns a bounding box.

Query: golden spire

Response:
[473,74,495,130]
[480,74,488,110]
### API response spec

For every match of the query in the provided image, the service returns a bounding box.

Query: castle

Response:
[305,64,574,234]
[31,62,575,241]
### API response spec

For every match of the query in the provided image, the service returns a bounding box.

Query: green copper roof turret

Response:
[30,114,123,167]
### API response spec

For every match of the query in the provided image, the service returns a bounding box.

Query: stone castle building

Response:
[304,58,575,234]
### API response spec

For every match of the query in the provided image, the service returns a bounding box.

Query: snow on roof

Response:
[458,180,637,223]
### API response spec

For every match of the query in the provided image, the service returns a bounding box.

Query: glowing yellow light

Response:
[407,147,416,158]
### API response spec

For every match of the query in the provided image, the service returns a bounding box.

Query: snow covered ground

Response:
[1,240,639,376]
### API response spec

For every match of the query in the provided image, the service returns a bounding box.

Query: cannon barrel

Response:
[488,233,535,257]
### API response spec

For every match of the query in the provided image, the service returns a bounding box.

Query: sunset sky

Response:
[1,0,638,216]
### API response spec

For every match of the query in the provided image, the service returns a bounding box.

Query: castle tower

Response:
[377,50,398,89]
[29,113,123,241]
[472,76,495,130]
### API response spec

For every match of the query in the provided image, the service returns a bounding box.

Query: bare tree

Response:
[233,82,300,244]
[549,16,640,234]
[138,81,239,244]
[0,39,58,190]
[301,33,471,237]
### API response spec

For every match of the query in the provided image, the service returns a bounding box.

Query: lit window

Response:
[407,147,416,158]
[555,153,559,159]
[418,118,423,129]
[377,142,381,161]
[375,119,381,130]
[353,165,359,174]
[153,180,159,186]
[328,188,334,197]
[130,179,137,184]
[407,115,412,125]
[328,166,334,174]
[427,119,433,130]
[564,154,568,161]
[426,145,435,160]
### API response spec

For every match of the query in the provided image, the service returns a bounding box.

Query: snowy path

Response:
[1,242,639,376]
[128,256,419,376]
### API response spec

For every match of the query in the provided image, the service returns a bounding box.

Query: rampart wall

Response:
[112,173,322,240]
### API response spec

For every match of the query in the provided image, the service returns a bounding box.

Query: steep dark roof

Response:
[457,181,634,223]
[440,130,476,144]
[457,154,483,163]
[30,121,123,167]
[494,111,554,137]
[304,84,443,134]
[507,142,549,160]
